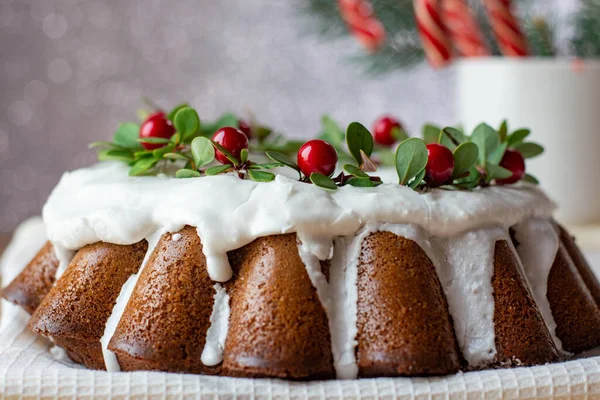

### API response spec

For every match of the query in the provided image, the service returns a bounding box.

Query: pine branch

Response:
[571,0,600,58]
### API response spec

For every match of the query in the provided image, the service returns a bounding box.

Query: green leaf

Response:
[113,122,142,149]
[346,122,374,165]
[248,170,276,182]
[211,140,239,165]
[129,157,159,176]
[200,113,239,136]
[167,103,190,121]
[488,142,508,166]
[408,167,426,189]
[514,142,544,159]
[346,177,374,187]
[395,138,428,186]
[249,162,284,170]
[343,164,369,178]
[164,152,190,161]
[452,142,479,179]
[254,125,273,141]
[265,151,300,171]
[391,126,409,143]
[439,127,467,150]
[455,167,482,190]
[523,173,540,184]
[470,123,500,167]
[498,120,508,142]
[175,168,201,178]
[174,107,200,140]
[310,173,338,190]
[205,164,233,175]
[153,143,176,158]
[134,149,154,157]
[170,132,181,144]
[486,164,513,181]
[240,148,248,163]
[138,137,171,144]
[191,137,215,169]
[89,141,121,149]
[507,129,530,146]
[320,115,345,149]
[97,149,135,163]
[422,124,441,144]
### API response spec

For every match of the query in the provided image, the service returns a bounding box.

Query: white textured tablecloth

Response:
[2,219,600,399]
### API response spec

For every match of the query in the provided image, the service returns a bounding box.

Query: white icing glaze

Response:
[437,227,508,366]
[100,230,163,372]
[172,233,182,241]
[513,218,567,354]
[200,283,230,366]
[42,162,556,282]
[53,246,75,281]
[329,235,359,379]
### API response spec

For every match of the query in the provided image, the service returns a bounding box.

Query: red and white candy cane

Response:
[413,0,453,68]
[442,0,490,57]
[338,0,386,52]
[483,0,528,56]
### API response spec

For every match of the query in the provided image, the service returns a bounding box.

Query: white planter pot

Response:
[456,58,600,225]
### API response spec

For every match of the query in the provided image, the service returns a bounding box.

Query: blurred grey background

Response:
[0,0,576,232]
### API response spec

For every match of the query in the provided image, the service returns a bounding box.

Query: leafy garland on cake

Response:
[90,104,543,191]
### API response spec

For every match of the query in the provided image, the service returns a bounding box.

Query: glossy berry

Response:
[212,127,249,164]
[496,149,526,185]
[238,119,252,139]
[139,112,175,150]
[372,115,403,146]
[297,139,338,177]
[425,143,455,185]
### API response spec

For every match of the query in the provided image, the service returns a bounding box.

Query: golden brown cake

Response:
[3,162,600,380]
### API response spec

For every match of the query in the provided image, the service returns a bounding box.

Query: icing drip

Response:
[100,230,163,372]
[53,245,75,281]
[43,162,556,282]
[329,236,359,379]
[200,283,230,366]
[437,227,507,366]
[512,219,567,354]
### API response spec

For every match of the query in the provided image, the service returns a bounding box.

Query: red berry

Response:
[297,139,338,177]
[238,119,252,139]
[139,112,175,150]
[425,144,454,186]
[496,149,526,185]
[372,115,403,146]
[212,127,249,164]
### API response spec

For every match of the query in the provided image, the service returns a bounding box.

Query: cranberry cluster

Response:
[137,111,526,187]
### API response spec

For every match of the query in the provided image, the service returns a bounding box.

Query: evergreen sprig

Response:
[90,104,289,182]
[90,103,543,192]
[394,120,543,190]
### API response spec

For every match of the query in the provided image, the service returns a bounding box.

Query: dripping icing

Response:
[43,162,555,282]
[512,218,567,354]
[100,230,163,372]
[201,283,230,366]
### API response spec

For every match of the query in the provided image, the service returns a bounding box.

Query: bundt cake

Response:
[3,160,600,380]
